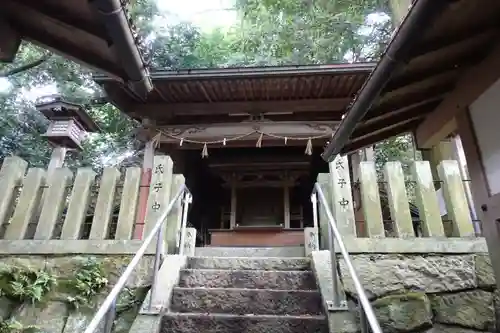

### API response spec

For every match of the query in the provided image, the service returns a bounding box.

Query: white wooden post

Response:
[89,168,120,240]
[328,155,356,238]
[3,168,45,239]
[143,156,174,251]
[230,184,237,229]
[437,160,475,237]
[384,162,414,238]
[166,174,185,254]
[284,185,290,228]
[358,161,385,238]
[115,167,142,240]
[411,161,445,237]
[0,157,28,227]
[60,168,96,239]
[34,168,73,240]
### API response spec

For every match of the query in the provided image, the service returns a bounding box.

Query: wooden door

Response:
[237,187,283,226]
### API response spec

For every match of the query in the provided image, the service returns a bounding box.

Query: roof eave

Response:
[321,0,451,162]
[93,62,376,83]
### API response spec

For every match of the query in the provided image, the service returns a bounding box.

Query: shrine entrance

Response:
[176,146,328,247]
[94,63,372,248]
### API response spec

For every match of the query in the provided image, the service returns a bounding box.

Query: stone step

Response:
[194,246,305,258]
[171,287,323,316]
[178,269,317,290]
[161,312,329,333]
[187,257,311,271]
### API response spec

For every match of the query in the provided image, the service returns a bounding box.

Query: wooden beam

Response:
[103,84,138,114]
[342,119,421,154]
[354,115,422,140]
[353,101,436,138]
[0,17,21,62]
[210,161,309,169]
[384,44,489,93]
[158,111,344,125]
[379,70,460,108]
[3,0,105,38]
[364,97,442,124]
[4,7,125,81]
[409,22,500,59]
[131,98,351,117]
[415,39,500,148]
[159,121,334,143]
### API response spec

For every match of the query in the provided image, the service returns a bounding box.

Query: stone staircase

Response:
[161,255,329,333]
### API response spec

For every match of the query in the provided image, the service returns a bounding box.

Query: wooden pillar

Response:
[283,185,290,228]
[134,140,155,239]
[230,183,237,229]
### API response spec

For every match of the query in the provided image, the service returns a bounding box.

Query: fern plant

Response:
[63,258,108,310]
[0,265,56,304]
[0,319,39,333]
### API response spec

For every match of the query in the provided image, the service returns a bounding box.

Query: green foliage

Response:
[0,319,39,333]
[61,258,108,310]
[374,134,421,203]
[0,258,110,332]
[0,265,56,305]
[0,0,412,170]
[115,287,147,314]
[374,135,416,174]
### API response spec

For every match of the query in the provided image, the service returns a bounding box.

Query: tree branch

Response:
[0,54,51,77]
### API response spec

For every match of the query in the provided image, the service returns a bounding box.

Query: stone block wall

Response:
[340,253,497,333]
[0,255,155,333]
[310,155,492,332]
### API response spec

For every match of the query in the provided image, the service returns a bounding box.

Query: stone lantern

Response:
[35,95,101,170]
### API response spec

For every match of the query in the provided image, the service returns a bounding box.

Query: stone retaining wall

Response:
[341,253,497,333]
[0,255,155,333]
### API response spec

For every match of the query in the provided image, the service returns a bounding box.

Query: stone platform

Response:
[209,227,304,247]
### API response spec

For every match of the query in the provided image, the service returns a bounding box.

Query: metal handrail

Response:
[83,184,192,333]
[178,193,192,255]
[312,182,382,333]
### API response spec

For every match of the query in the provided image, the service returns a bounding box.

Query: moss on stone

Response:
[371,292,433,332]
[372,291,428,308]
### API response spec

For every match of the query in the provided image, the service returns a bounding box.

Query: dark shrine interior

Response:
[171,146,329,245]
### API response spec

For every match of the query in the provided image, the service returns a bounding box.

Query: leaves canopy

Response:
[0,0,411,169]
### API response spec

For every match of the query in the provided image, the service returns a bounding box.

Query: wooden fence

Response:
[0,153,480,255]
[317,155,478,243]
[0,156,192,252]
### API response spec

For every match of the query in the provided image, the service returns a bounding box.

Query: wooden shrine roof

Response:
[330,0,500,155]
[0,0,151,97]
[94,63,375,125]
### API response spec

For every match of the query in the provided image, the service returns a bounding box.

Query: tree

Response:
[0,0,413,170]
